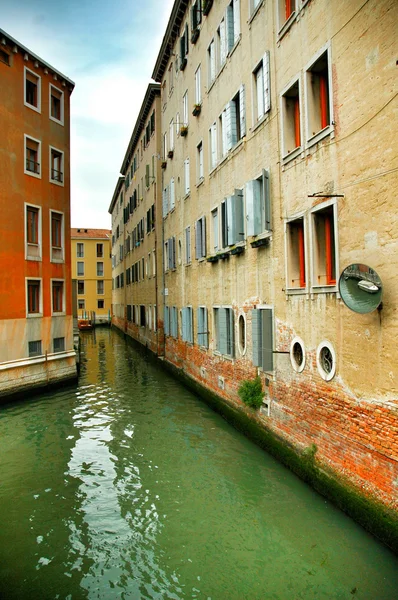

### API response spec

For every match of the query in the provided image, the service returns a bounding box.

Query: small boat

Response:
[358,280,379,294]
[78,319,93,331]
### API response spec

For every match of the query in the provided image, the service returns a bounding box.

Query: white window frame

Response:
[97,280,105,295]
[309,198,339,294]
[24,67,41,113]
[197,141,204,182]
[77,261,85,277]
[24,134,41,179]
[184,158,190,196]
[252,303,275,373]
[183,90,189,126]
[280,75,303,163]
[284,212,308,295]
[49,83,64,125]
[195,65,201,105]
[304,42,334,148]
[209,122,217,171]
[208,39,216,86]
[24,202,42,261]
[26,277,43,318]
[51,278,66,316]
[49,209,65,263]
[277,0,297,38]
[49,145,65,186]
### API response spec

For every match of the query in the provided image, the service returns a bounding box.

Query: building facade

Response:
[111,0,397,514]
[0,29,77,399]
[109,84,163,354]
[71,228,112,323]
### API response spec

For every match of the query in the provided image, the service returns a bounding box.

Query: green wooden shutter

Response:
[251,309,262,366]
[227,308,235,357]
[204,308,208,348]
[201,216,206,257]
[262,169,271,231]
[164,306,169,335]
[218,308,228,355]
[262,308,274,371]
[197,307,202,345]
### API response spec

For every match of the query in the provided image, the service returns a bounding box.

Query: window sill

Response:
[24,169,41,180]
[277,11,296,41]
[27,256,42,262]
[198,257,207,263]
[248,0,264,25]
[52,312,66,317]
[282,146,303,166]
[24,101,41,114]
[286,287,308,296]
[311,285,338,295]
[183,193,190,201]
[196,177,204,188]
[306,126,333,150]
[50,116,64,126]
[27,313,43,319]
[251,112,270,134]
[213,351,234,362]
[227,35,241,60]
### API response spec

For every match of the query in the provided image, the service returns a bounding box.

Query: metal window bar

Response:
[26,159,40,174]
[51,168,64,183]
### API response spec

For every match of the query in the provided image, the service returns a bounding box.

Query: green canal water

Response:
[0,329,397,600]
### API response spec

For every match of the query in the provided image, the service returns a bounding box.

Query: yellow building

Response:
[71,229,112,323]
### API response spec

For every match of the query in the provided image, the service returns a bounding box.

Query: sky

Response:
[2,0,175,229]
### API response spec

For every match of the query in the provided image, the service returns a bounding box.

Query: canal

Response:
[0,329,397,600]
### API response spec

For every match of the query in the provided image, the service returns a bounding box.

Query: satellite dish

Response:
[339,264,382,314]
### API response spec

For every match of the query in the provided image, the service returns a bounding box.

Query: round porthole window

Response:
[238,314,246,355]
[316,341,336,381]
[290,337,305,373]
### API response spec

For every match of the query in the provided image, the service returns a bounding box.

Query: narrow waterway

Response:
[0,329,397,600]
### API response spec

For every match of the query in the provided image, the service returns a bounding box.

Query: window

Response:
[184,158,190,195]
[24,67,40,112]
[185,226,191,264]
[166,236,176,270]
[311,203,337,287]
[253,52,270,122]
[96,243,103,257]
[77,261,84,276]
[191,0,202,33]
[197,142,204,182]
[278,0,296,31]
[0,50,10,65]
[197,307,208,347]
[221,191,245,247]
[245,170,271,235]
[181,307,193,343]
[49,84,64,124]
[170,306,178,338]
[97,280,104,294]
[208,40,216,85]
[252,308,273,371]
[220,86,245,155]
[53,337,65,353]
[98,299,105,309]
[78,281,85,295]
[195,65,201,105]
[316,341,336,381]
[28,340,42,357]
[78,299,85,310]
[238,314,246,354]
[209,123,217,170]
[180,23,189,69]
[52,280,64,313]
[183,90,189,125]
[97,262,104,277]
[25,135,41,177]
[50,147,64,184]
[51,211,64,261]
[250,0,262,16]
[306,48,332,143]
[77,243,84,258]
[226,0,240,50]
[26,204,41,260]
[217,18,227,69]
[211,208,219,252]
[281,80,301,157]
[214,307,234,357]
[195,216,206,259]
[27,280,41,315]
[286,218,306,289]
[164,306,170,335]
[140,305,146,327]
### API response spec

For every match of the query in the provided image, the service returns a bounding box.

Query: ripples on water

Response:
[0,329,397,600]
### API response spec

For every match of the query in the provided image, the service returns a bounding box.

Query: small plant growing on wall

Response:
[238,376,264,409]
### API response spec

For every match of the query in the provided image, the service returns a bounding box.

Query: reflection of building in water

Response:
[343,264,382,287]
[109,0,398,518]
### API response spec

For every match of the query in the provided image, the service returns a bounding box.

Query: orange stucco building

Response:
[0,29,77,399]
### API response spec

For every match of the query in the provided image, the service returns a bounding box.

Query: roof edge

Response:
[152,1,189,83]
[108,176,125,215]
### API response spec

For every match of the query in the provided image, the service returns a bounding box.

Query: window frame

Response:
[51,279,65,315]
[25,203,42,261]
[24,66,41,113]
[213,306,235,358]
[49,145,65,186]
[280,76,302,163]
[252,304,274,372]
[50,210,65,263]
[97,261,104,277]
[24,134,41,179]
[285,213,308,294]
[77,261,85,277]
[197,141,204,183]
[49,83,64,125]
[77,242,84,258]
[304,43,334,147]
[26,277,42,318]
[309,198,339,293]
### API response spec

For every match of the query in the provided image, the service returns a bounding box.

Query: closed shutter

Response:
[251,309,262,366]
[162,187,168,217]
[203,308,208,348]
[227,191,244,245]
[145,164,150,188]
[256,64,264,120]
[218,308,228,355]
[228,308,235,357]
[184,159,190,194]
[226,3,234,51]
[182,308,187,341]
[221,107,228,155]
[172,236,176,268]
[262,308,273,371]
[201,216,206,257]
[228,100,237,147]
[263,51,271,114]
[197,307,203,346]
[211,123,217,168]
[195,220,202,259]
[239,85,246,137]
[164,306,169,335]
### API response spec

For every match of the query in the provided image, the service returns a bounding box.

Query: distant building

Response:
[0,29,77,399]
[71,229,112,323]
